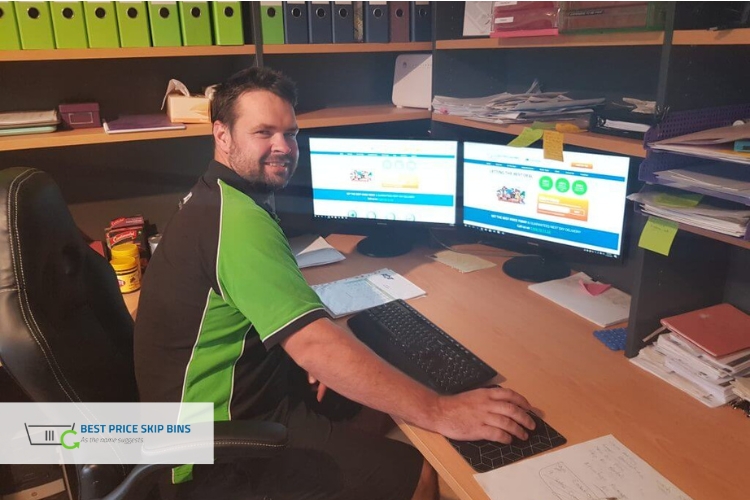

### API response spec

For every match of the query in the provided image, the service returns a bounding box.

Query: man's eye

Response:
[285,132,298,138]
[256,130,271,137]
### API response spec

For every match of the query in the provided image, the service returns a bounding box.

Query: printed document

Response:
[288,234,345,269]
[312,268,425,318]
[474,435,693,500]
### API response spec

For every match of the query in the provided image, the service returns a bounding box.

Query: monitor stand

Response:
[502,254,570,283]
[356,233,413,258]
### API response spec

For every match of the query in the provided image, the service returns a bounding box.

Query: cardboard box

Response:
[59,103,101,129]
[166,94,210,123]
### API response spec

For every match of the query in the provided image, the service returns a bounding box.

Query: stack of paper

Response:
[628,186,750,237]
[649,122,750,166]
[431,80,604,126]
[630,303,750,407]
[0,110,59,137]
[103,114,186,134]
[288,235,345,269]
[731,377,750,404]
[312,268,425,318]
[655,166,750,203]
[528,272,630,327]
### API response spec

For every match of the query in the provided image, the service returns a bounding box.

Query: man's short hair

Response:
[211,67,298,130]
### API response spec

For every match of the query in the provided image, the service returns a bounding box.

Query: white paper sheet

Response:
[288,235,345,269]
[474,435,693,500]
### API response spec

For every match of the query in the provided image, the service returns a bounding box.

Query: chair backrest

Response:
[0,167,138,403]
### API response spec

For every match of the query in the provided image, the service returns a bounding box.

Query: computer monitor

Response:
[462,141,630,282]
[309,136,459,257]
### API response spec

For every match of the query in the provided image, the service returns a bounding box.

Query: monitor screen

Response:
[309,137,458,226]
[462,142,630,277]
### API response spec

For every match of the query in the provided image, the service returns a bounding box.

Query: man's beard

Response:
[228,149,297,194]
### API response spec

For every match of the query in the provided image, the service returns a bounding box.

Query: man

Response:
[134,67,536,500]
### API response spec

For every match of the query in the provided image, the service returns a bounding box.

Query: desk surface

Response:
[127,234,750,500]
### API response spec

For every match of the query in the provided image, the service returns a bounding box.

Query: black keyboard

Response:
[347,299,497,394]
[348,299,567,473]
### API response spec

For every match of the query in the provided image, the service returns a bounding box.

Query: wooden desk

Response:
[127,234,750,500]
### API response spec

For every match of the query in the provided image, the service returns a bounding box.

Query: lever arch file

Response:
[51,1,89,49]
[179,1,212,46]
[308,1,333,43]
[0,2,22,50]
[148,1,182,47]
[410,1,431,41]
[116,1,151,48]
[85,2,121,48]
[283,1,309,43]
[389,1,409,42]
[15,1,55,49]
[364,1,388,42]
[260,1,285,44]
[212,1,244,45]
[332,1,355,43]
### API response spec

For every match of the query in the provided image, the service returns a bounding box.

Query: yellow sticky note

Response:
[508,127,544,147]
[639,217,679,256]
[543,130,564,161]
[654,192,703,208]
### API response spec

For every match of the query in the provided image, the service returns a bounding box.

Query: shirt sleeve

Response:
[215,181,328,347]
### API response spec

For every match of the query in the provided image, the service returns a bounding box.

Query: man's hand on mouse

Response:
[431,386,536,443]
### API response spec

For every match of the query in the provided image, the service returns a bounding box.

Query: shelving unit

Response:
[0,45,256,61]
[672,27,750,46]
[432,114,645,157]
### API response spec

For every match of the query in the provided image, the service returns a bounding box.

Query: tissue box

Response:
[58,103,101,129]
[166,94,211,124]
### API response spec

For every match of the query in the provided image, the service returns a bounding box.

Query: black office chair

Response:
[0,167,287,500]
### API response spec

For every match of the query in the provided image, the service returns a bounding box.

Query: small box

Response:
[166,94,211,123]
[58,103,101,130]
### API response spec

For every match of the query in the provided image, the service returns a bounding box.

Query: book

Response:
[661,303,750,358]
[103,114,186,134]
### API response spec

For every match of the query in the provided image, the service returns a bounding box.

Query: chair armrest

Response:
[89,421,287,500]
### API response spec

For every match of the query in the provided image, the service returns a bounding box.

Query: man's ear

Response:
[213,121,232,155]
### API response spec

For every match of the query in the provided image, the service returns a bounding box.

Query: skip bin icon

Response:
[25,423,75,445]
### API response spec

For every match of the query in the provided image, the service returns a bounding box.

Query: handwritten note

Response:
[508,127,544,147]
[543,130,565,161]
[639,216,679,256]
[474,435,693,500]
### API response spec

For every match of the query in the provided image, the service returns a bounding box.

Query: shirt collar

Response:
[204,160,278,219]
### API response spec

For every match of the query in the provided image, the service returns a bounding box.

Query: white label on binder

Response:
[495,17,514,24]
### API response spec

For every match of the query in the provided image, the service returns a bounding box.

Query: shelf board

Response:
[0,106,430,151]
[436,32,664,50]
[432,114,645,157]
[673,28,750,46]
[263,42,432,54]
[297,104,430,128]
[0,45,255,62]
[675,223,750,250]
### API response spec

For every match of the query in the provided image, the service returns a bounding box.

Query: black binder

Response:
[364,1,389,42]
[283,1,309,43]
[332,1,355,43]
[410,1,431,42]
[308,1,333,43]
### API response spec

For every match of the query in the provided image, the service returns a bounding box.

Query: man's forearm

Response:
[281,317,440,429]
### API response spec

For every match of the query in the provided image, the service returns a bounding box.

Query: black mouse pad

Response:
[448,411,567,473]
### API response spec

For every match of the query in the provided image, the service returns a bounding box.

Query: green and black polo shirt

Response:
[134,160,328,482]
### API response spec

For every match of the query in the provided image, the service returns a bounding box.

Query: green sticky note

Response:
[530,121,556,130]
[654,192,703,208]
[508,127,544,147]
[639,217,679,256]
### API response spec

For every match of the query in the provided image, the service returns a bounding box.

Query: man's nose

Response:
[271,133,292,153]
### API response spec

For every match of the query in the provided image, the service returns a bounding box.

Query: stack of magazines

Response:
[0,110,60,137]
[630,303,750,408]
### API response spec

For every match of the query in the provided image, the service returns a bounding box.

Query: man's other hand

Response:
[307,373,328,402]
[433,386,536,443]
